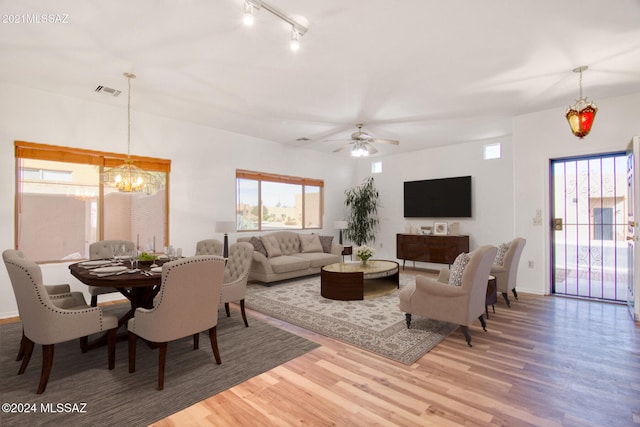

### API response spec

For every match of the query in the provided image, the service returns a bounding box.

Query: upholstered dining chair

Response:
[221,242,254,327]
[3,255,117,394]
[127,255,226,390]
[399,245,498,347]
[490,237,526,307]
[88,239,135,306]
[2,249,88,361]
[195,239,224,256]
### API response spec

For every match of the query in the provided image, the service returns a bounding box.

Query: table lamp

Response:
[334,220,348,245]
[215,220,236,258]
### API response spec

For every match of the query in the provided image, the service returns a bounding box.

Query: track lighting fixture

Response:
[242,0,255,26]
[242,0,308,51]
[290,28,300,51]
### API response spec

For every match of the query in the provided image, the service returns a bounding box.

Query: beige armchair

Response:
[222,242,254,327]
[491,237,526,307]
[195,239,224,256]
[88,240,135,306]
[399,245,498,347]
[4,254,117,394]
[127,255,226,390]
[2,249,88,361]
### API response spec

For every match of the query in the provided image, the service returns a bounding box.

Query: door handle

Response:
[554,218,563,231]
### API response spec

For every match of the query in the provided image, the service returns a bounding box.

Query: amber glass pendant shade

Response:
[566,103,598,139]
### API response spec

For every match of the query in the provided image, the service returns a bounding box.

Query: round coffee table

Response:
[320,260,399,300]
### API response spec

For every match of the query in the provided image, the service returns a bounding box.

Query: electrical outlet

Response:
[528,260,534,268]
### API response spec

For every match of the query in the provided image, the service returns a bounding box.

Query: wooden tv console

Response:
[396,233,470,268]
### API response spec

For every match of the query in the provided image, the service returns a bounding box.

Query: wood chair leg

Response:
[193,333,200,350]
[405,313,412,329]
[16,329,26,361]
[107,329,116,370]
[460,325,472,347]
[158,342,168,390]
[80,336,89,353]
[512,288,519,300]
[485,305,490,319]
[240,299,249,327]
[492,304,495,313]
[209,326,222,365]
[478,315,487,331]
[18,337,34,375]
[90,295,98,307]
[128,332,137,373]
[224,302,231,317]
[502,292,511,307]
[37,344,54,394]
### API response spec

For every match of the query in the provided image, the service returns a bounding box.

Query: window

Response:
[484,143,502,160]
[236,169,324,231]
[371,160,383,174]
[15,141,171,262]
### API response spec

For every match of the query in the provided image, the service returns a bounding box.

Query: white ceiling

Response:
[2,0,640,156]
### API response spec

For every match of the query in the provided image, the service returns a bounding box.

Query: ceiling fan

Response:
[331,123,400,156]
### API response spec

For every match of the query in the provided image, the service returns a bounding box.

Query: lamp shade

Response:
[566,103,597,138]
[215,221,236,234]
[334,220,348,230]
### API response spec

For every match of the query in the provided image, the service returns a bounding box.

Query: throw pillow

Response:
[318,235,333,253]
[448,252,472,287]
[300,234,324,253]
[260,235,282,258]
[249,236,267,257]
[495,242,510,266]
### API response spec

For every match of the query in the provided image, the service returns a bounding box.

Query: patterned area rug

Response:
[245,273,458,364]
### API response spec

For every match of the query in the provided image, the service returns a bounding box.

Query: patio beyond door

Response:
[551,153,628,301]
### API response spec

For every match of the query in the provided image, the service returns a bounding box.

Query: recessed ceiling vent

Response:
[95,85,121,96]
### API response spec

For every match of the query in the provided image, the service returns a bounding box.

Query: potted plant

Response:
[344,177,380,248]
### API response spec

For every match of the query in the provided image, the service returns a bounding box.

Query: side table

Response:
[341,245,353,262]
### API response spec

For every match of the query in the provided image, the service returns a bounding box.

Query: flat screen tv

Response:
[404,176,472,218]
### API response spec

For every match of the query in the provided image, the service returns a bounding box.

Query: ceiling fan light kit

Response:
[331,123,399,157]
[242,0,307,51]
[565,65,597,139]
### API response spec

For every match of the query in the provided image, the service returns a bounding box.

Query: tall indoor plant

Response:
[344,177,380,246]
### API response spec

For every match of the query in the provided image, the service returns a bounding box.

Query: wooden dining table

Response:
[69,260,166,349]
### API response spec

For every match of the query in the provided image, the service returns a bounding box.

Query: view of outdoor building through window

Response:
[236,170,323,231]
[15,143,169,263]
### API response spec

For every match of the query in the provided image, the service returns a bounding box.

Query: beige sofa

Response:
[238,231,342,284]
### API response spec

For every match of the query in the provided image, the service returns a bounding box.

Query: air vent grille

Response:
[95,85,122,97]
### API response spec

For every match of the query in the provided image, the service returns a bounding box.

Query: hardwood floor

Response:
[1,270,634,425]
[151,269,640,427]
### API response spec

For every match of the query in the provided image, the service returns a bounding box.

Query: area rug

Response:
[0,304,319,427]
[245,273,458,365]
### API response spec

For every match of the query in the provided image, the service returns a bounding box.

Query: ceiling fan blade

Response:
[333,142,353,152]
[371,138,399,145]
[365,144,378,154]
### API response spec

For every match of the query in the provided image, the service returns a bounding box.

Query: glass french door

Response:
[551,153,628,301]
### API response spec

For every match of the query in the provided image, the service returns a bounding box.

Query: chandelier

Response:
[103,73,162,194]
[565,66,597,139]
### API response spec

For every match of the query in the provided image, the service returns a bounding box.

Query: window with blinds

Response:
[236,169,324,231]
[14,141,171,262]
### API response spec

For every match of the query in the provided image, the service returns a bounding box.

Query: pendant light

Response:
[565,66,597,139]
[102,73,162,194]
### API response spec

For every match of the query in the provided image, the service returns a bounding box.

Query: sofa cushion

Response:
[269,255,311,274]
[300,234,323,253]
[274,232,301,255]
[250,236,268,257]
[318,235,333,253]
[261,235,282,258]
[449,252,472,287]
[295,252,340,268]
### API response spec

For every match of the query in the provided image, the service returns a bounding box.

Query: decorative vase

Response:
[361,258,368,267]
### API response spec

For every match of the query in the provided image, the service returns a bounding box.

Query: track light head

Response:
[243,1,255,26]
[290,28,301,51]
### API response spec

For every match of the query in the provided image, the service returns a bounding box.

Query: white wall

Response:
[0,82,354,317]
[352,135,515,268]
[513,92,640,296]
